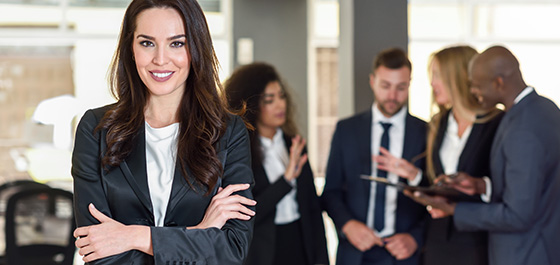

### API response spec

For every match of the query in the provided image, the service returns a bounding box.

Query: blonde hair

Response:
[426,45,481,181]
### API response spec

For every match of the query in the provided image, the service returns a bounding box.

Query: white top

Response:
[259,128,300,225]
[145,122,179,227]
[439,110,473,175]
[367,104,421,237]
[439,111,493,202]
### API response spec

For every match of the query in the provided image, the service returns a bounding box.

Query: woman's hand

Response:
[191,183,256,230]
[74,203,152,262]
[373,147,419,180]
[284,135,308,181]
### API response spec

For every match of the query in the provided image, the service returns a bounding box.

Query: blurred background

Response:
[1,0,559,264]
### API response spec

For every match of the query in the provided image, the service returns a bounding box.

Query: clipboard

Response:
[360,175,480,202]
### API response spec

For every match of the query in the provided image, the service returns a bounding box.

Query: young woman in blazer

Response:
[225,62,329,265]
[374,45,503,265]
[72,0,255,264]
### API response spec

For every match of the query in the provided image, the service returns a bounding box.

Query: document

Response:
[360,175,480,202]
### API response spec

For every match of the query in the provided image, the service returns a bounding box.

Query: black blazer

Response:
[245,132,328,265]
[321,110,428,265]
[423,109,504,265]
[72,105,254,265]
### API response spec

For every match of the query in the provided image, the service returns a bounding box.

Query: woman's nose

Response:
[152,46,168,65]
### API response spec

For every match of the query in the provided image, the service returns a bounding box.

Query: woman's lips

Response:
[150,71,174,82]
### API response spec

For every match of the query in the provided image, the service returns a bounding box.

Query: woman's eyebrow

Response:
[135,34,186,40]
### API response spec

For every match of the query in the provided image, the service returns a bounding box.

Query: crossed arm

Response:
[74,184,256,263]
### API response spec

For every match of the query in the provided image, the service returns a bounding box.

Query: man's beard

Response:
[378,100,404,117]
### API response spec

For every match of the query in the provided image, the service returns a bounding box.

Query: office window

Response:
[409,0,560,121]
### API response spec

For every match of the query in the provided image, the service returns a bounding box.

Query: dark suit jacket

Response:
[321,110,428,265]
[72,105,255,265]
[454,90,560,265]
[245,133,329,265]
[423,109,503,265]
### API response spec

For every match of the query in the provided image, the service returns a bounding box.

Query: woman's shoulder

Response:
[76,103,116,135]
[221,113,250,143]
[475,108,505,126]
[224,113,245,131]
[80,104,115,123]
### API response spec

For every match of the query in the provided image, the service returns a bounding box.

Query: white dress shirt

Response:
[366,104,420,237]
[260,128,300,224]
[439,111,497,203]
[514,86,534,104]
[439,110,473,175]
[145,122,179,227]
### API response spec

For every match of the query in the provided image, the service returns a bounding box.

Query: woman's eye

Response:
[171,41,185,48]
[140,41,154,47]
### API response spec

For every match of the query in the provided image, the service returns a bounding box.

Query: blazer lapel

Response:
[491,90,537,158]
[165,164,193,215]
[432,111,449,175]
[358,111,373,198]
[120,127,154,216]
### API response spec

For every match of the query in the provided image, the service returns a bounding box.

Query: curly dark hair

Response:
[224,62,298,163]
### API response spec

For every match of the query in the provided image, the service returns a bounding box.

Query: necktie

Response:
[374,122,392,232]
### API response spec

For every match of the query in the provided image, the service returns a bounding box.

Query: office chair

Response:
[0,180,50,264]
[4,187,75,265]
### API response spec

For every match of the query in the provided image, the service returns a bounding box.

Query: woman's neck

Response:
[258,124,278,140]
[145,98,180,128]
[452,109,474,138]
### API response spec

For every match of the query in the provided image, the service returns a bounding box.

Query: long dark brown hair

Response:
[224,62,298,163]
[97,0,229,195]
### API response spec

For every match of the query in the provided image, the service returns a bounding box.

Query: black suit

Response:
[72,105,254,265]
[245,132,329,265]
[422,109,503,265]
[322,109,428,265]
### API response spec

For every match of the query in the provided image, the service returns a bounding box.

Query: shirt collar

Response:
[259,127,284,148]
[513,86,534,105]
[372,103,407,128]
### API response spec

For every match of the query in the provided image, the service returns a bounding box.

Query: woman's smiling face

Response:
[133,7,191,100]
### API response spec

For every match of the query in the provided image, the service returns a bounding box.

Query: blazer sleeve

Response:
[72,109,112,226]
[253,177,292,225]
[73,109,151,265]
[454,129,545,232]
[252,143,308,225]
[321,122,354,231]
[150,115,255,265]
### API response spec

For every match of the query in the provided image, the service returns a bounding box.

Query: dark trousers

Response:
[273,219,308,265]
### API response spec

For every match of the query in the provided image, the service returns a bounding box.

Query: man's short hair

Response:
[372,47,412,74]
